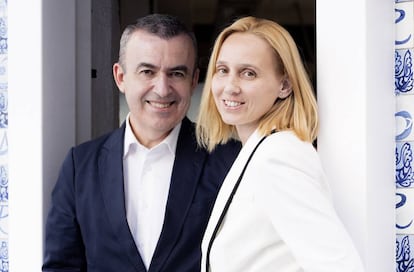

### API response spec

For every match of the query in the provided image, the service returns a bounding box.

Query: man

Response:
[42,14,240,272]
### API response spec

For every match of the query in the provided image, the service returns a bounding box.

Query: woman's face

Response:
[211,32,286,143]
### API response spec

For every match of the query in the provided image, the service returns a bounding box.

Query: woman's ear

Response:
[278,78,292,99]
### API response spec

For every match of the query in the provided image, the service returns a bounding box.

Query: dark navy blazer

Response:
[42,117,240,272]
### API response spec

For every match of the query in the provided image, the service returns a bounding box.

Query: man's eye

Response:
[170,71,185,78]
[140,70,154,76]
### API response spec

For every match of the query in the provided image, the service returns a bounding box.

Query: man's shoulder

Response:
[72,125,124,158]
[211,139,242,158]
[178,117,241,156]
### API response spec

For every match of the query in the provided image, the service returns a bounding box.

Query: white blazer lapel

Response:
[201,131,264,271]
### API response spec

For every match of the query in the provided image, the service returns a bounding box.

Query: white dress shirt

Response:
[123,114,180,269]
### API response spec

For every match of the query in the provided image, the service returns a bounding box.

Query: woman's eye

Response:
[242,70,256,78]
[216,67,227,75]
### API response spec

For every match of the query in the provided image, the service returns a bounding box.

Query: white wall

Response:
[317,0,395,271]
[9,0,80,270]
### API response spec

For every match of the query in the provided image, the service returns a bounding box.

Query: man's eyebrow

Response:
[169,65,189,73]
[135,62,158,72]
[135,63,190,74]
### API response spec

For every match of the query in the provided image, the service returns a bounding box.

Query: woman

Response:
[196,16,365,272]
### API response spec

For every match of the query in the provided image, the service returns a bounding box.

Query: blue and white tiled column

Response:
[395,0,414,271]
[0,0,7,271]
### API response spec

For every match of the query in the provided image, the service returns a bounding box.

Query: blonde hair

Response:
[196,16,318,152]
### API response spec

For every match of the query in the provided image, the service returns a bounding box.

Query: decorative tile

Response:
[0,55,6,83]
[0,131,6,160]
[0,205,7,238]
[395,1,414,50]
[396,142,414,188]
[397,234,414,272]
[0,166,7,203]
[395,48,414,94]
[0,17,6,56]
[396,188,414,233]
[0,93,7,130]
[396,109,413,141]
[397,95,414,141]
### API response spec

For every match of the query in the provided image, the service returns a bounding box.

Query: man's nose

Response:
[153,74,171,97]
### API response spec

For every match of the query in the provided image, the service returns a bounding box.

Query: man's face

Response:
[113,30,199,147]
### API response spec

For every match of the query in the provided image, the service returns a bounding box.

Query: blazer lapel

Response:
[149,118,207,271]
[98,124,147,272]
[202,131,262,265]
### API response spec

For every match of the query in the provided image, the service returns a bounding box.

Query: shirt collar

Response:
[123,113,181,158]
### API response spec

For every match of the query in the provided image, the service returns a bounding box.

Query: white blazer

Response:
[201,130,365,272]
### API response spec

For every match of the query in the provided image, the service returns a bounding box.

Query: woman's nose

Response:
[223,76,241,95]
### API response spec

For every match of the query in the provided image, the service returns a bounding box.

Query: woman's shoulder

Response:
[263,130,316,154]
[256,130,323,176]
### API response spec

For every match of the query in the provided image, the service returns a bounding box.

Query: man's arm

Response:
[42,148,86,271]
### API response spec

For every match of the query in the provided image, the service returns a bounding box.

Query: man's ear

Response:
[279,78,292,99]
[113,63,125,93]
